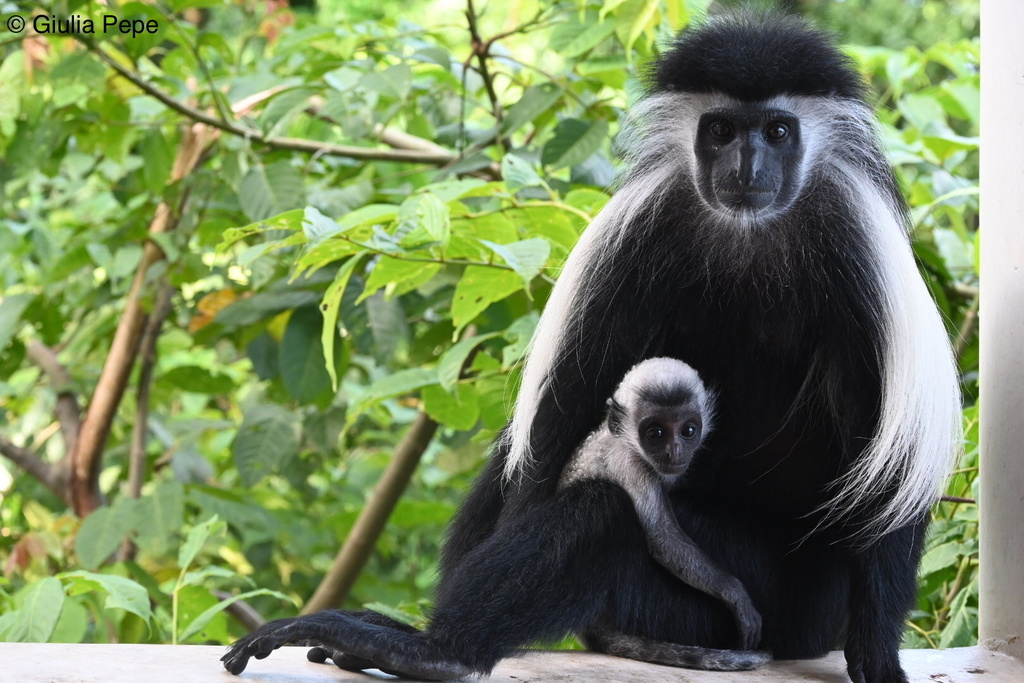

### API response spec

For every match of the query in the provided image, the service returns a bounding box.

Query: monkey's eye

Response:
[764,122,789,141]
[708,120,734,140]
[681,423,700,440]
[645,425,665,441]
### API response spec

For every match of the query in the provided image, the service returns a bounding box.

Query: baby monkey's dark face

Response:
[637,403,704,476]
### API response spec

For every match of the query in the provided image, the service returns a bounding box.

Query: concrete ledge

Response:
[2,643,1022,682]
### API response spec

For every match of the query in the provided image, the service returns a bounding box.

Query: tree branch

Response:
[25,341,81,453]
[126,283,174,502]
[68,127,212,517]
[86,44,456,166]
[465,0,505,136]
[0,437,65,499]
[301,411,439,614]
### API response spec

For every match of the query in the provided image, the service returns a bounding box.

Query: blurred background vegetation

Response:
[0,0,978,652]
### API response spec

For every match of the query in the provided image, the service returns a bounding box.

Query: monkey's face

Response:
[637,407,703,476]
[693,106,803,221]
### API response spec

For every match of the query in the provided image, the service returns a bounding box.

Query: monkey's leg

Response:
[424,479,647,675]
[438,441,507,578]
[844,516,928,683]
[583,627,770,671]
[225,482,637,680]
[221,611,471,680]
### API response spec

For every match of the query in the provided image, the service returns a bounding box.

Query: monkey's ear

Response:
[606,398,626,436]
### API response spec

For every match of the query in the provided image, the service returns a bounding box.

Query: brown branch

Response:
[301,411,439,614]
[465,0,504,135]
[0,437,64,499]
[68,127,213,517]
[87,45,456,166]
[939,495,976,505]
[127,284,174,501]
[25,341,81,452]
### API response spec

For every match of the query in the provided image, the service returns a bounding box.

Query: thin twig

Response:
[127,283,175,501]
[26,340,81,452]
[85,43,456,166]
[465,0,505,140]
[0,437,64,499]
[953,294,979,361]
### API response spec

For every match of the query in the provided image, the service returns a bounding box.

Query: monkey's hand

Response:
[222,611,472,681]
[222,616,309,675]
[724,581,762,650]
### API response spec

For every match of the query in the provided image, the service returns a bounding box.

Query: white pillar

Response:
[978,0,1024,661]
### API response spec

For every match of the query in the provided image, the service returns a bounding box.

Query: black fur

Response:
[652,13,867,101]
[223,14,942,683]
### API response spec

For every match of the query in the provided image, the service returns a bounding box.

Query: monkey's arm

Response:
[639,494,762,650]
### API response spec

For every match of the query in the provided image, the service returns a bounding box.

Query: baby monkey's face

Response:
[636,402,704,476]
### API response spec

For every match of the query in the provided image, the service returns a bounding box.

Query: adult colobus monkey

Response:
[561,357,769,671]
[223,12,961,683]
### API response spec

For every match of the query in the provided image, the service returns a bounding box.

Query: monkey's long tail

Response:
[587,630,771,671]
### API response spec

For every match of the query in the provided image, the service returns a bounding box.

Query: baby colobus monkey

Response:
[561,357,769,671]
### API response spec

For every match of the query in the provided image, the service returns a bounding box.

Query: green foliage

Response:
[0,0,978,654]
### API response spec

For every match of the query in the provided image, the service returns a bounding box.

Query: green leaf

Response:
[162,366,235,394]
[217,209,306,253]
[75,504,135,571]
[479,239,551,290]
[140,130,175,194]
[564,188,610,216]
[501,155,545,193]
[4,577,64,642]
[362,63,413,99]
[550,14,617,59]
[361,256,442,303]
[451,266,524,334]
[437,333,500,393]
[302,206,344,244]
[233,405,301,487]
[542,119,609,170]
[0,293,33,351]
[178,588,290,643]
[135,481,185,551]
[215,290,320,327]
[502,312,540,369]
[178,516,226,571]
[322,256,363,390]
[240,162,307,222]
[397,192,451,250]
[503,83,563,134]
[347,368,438,424]
[422,384,480,430]
[918,540,965,577]
[0,52,24,138]
[61,571,151,623]
[938,580,978,648]
[898,93,948,132]
[260,86,318,138]
[280,306,332,403]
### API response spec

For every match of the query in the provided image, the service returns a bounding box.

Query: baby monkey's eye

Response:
[645,425,665,440]
[682,423,699,440]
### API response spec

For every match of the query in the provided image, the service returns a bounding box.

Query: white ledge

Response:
[2,643,1023,682]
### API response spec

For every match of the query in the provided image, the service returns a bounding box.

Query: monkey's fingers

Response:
[733,601,763,651]
[222,617,308,675]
